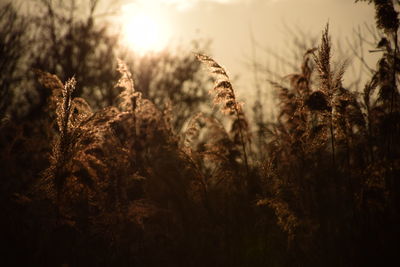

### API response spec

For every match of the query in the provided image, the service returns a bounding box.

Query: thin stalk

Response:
[388,30,398,158]
[234,105,250,177]
[330,115,336,168]
[388,28,398,208]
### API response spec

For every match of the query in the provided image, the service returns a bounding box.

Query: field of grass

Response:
[1,0,399,266]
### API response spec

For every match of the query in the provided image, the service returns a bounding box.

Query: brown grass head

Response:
[313,24,332,95]
[196,53,250,173]
[116,58,142,112]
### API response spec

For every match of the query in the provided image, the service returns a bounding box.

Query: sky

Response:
[110,0,376,101]
[4,0,377,108]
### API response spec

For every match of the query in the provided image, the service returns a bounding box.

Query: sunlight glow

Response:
[121,5,170,54]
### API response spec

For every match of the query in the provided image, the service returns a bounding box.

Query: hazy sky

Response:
[4,0,377,105]
[111,0,376,98]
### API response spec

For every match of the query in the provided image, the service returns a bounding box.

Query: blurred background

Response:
[2,1,399,266]
[1,0,377,124]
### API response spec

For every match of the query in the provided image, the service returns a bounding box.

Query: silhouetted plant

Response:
[0,3,30,119]
[1,1,399,266]
[197,54,251,179]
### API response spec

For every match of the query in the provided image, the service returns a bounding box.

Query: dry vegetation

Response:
[1,0,399,266]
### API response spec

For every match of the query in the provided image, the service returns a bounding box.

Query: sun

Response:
[121,6,170,54]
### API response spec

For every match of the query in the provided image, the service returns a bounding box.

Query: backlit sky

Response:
[117,0,374,68]
[6,0,377,106]
[112,0,376,100]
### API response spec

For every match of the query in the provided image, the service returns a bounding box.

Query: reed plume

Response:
[196,54,250,176]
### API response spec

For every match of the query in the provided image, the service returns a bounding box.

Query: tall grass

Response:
[0,1,399,266]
